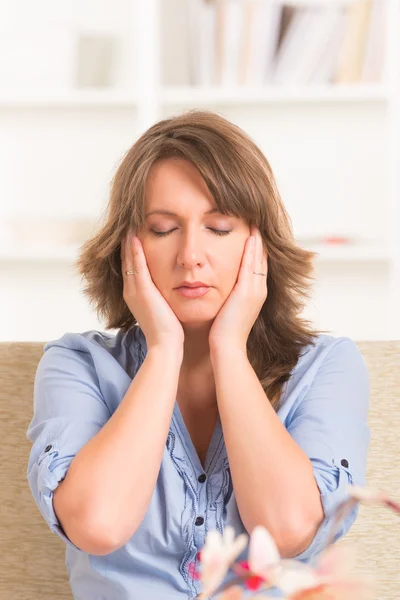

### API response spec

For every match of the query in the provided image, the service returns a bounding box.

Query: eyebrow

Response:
[145,208,223,218]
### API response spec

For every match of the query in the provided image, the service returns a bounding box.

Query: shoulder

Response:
[295,334,366,380]
[38,325,146,380]
[279,334,369,415]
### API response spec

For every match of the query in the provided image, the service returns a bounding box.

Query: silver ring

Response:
[253,271,267,276]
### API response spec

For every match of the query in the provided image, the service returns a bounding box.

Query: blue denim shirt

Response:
[26,326,370,599]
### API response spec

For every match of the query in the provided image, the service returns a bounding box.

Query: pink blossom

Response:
[195,526,248,599]
[195,485,399,599]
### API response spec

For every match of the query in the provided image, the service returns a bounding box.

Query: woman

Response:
[27,110,370,600]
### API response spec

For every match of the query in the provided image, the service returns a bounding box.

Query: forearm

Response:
[54,345,183,550]
[210,348,324,557]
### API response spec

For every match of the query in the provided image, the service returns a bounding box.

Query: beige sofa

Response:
[0,341,399,600]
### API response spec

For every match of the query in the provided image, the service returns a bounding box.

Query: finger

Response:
[237,233,256,286]
[131,236,144,274]
[263,249,269,277]
[120,235,127,271]
[121,233,134,272]
[256,228,268,276]
[261,238,268,277]
[129,236,152,285]
[252,227,268,278]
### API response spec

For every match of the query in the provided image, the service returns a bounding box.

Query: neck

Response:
[177,325,218,410]
[180,323,212,373]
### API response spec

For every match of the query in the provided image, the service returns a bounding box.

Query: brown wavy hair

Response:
[75,109,320,410]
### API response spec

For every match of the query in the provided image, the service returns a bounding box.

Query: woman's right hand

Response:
[121,232,185,354]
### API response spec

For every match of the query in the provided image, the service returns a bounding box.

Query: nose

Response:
[176,228,206,269]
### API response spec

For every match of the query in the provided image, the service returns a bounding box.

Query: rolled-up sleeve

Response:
[26,338,110,551]
[286,338,370,562]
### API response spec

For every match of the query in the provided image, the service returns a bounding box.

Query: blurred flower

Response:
[194,485,399,600]
[348,485,400,513]
[218,586,243,600]
[196,526,248,599]
[219,544,375,599]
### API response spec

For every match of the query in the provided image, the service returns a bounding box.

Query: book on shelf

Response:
[187,0,386,87]
[189,0,218,85]
[308,8,346,84]
[216,0,244,85]
[333,0,373,83]
[271,5,344,85]
[239,0,282,85]
[360,0,386,83]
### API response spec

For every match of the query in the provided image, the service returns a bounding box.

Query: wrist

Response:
[147,344,184,366]
[210,343,247,363]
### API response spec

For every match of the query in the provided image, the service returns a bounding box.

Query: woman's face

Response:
[136,158,251,326]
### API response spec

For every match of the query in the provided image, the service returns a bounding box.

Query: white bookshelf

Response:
[0,84,388,109]
[0,90,140,108]
[0,242,390,264]
[1,0,399,341]
[161,84,390,105]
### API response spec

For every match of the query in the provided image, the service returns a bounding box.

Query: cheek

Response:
[231,242,245,267]
[141,245,164,278]
[218,246,244,282]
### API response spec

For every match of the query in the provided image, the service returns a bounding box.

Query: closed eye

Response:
[151,228,232,237]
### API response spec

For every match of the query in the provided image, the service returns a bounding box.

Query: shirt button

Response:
[198,474,207,483]
[195,517,204,526]
[44,445,52,452]
[341,459,349,468]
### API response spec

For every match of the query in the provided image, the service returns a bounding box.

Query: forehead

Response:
[146,207,223,218]
[145,158,219,215]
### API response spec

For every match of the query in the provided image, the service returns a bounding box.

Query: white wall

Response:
[0,0,396,342]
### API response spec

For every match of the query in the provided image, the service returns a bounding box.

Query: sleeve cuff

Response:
[34,448,84,552]
[292,459,358,563]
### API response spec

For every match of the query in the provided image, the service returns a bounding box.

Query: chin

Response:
[175,308,216,326]
[180,321,215,336]
[178,314,216,325]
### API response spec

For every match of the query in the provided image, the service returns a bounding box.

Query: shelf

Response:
[0,85,388,109]
[304,244,390,262]
[0,243,390,264]
[0,89,139,108]
[161,84,389,106]
[0,245,81,262]
[285,0,359,4]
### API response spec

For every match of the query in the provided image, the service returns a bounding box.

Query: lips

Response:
[176,286,210,298]
[179,285,208,289]
[176,281,209,289]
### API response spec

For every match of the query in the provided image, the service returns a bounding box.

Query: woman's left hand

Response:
[209,225,268,354]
